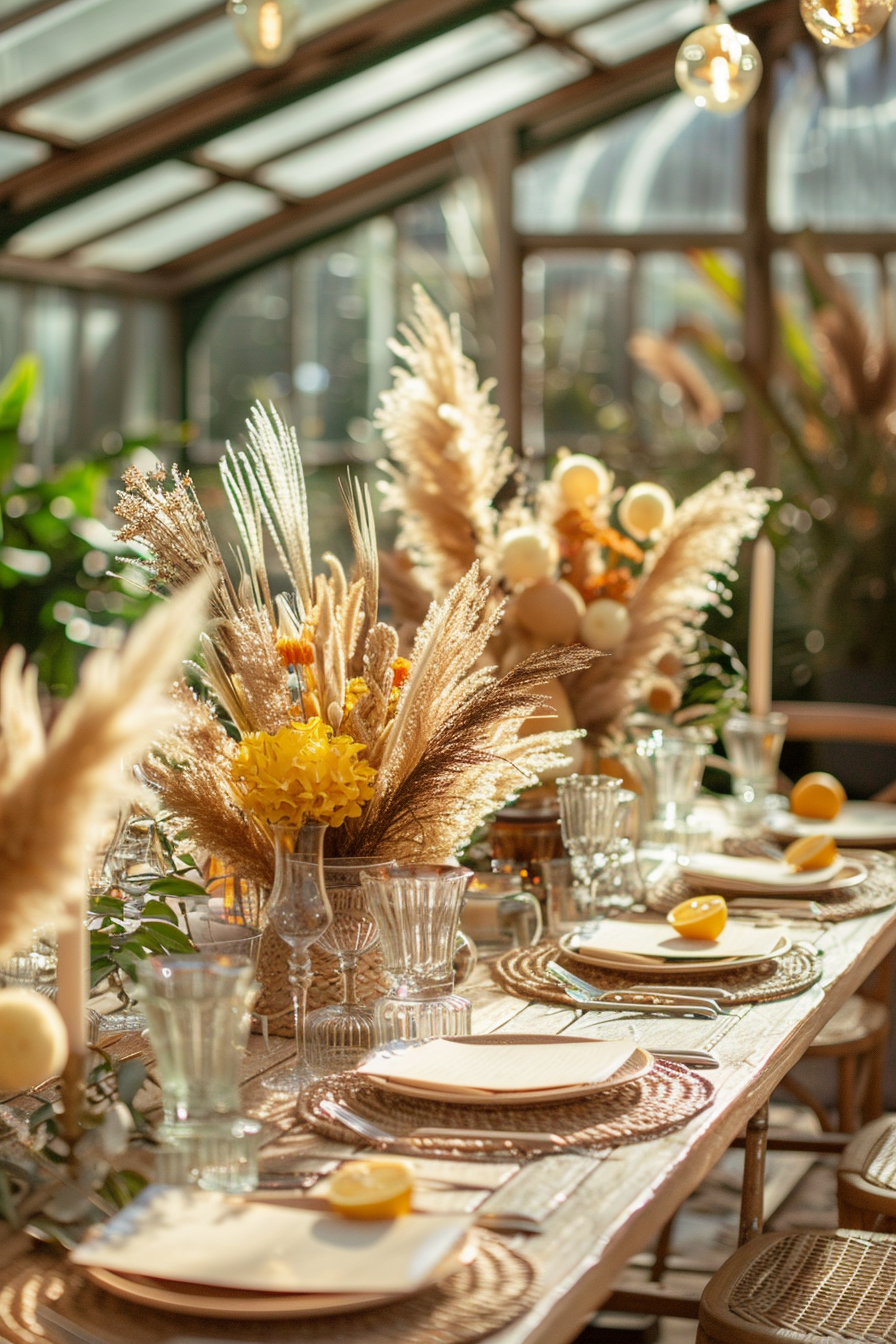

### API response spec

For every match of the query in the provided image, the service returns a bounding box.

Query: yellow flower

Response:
[391,657,411,689]
[344,677,369,715]
[231,718,376,830]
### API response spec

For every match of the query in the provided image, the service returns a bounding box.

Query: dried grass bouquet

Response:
[115,406,593,893]
[378,287,778,747]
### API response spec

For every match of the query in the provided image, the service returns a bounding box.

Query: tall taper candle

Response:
[55,901,88,1055]
[748,534,775,718]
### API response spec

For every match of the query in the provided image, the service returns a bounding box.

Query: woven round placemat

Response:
[644,845,896,923]
[490,940,822,1008]
[0,1233,537,1344]
[298,1059,713,1158]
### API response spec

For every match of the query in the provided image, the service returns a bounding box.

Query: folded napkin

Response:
[572,919,785,963]
[71,1186,472,1294]
[683,852,845,888]
[359,1037,636,1095]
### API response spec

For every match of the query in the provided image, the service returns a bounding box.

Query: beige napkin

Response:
[359,1037,636,1095]
[71,1186,472,1294]
[573,919,785,963]
[683,852,844,887]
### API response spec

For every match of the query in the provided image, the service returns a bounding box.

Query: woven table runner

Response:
[491,940,823,1008]
[865,1123,896,1190]
[299,1060,713,1158]
[0,1234,537,1344]
[644,845,896,923]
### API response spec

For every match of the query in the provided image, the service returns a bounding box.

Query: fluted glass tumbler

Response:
[361,865,473,1043]
[304,857,396,1075]
[557,774,622,916]
[136,953,260,1192]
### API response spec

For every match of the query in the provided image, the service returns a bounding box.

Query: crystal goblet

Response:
[261,823,332,1095]
[304,857,396,1074]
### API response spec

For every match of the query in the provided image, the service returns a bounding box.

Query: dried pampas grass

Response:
[377,285,514,596]
[0,581,208,961]
[568,471,775,737]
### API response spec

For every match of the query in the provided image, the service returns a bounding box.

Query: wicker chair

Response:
[838,1114,896,1232]
[772,700,896,1133]
[698,1229,896,1344]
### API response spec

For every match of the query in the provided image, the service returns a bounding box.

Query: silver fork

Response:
[546,961,719,1017]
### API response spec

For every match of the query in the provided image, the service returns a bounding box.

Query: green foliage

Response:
[0,354,159,693]
[89,893,196,995]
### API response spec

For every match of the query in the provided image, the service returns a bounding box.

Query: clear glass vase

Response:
[260,822,332,1095]
[304,856,396,1075]
[361,864,473,1043]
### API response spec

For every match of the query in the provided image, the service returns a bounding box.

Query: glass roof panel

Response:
[515,92,744,232]
[0,0,216,105]
[8,162,216,258]
[0,130,49,182]
[203,13,530,171]
[514,0,624,36]
[770,40,896,231]
[73,183,281,271]
[574,0,706,64]
[18,19,251,143]
[261,45,588,198]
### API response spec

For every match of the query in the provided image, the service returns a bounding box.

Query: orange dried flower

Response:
[391,657,411,688]
[276,637,314,668]
[555,510,644,564]
[581,568,636,604]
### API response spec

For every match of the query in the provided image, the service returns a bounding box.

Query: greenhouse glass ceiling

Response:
[0,0,776,291]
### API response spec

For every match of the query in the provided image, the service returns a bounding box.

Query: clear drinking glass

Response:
[557,774,622,914]
[538,858,592,938]
[637,733,710,844]
[136,953,260,1193]
[722,711,788,829]
[362,864,473,1043]
[304,857,396,1075]
[602,787,645,908]
[260,823,332,1095]
[461,873,543,957]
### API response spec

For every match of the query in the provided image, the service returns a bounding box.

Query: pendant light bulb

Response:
[675,8,762,115]
[799,0,894,48]
[227,0,303,66]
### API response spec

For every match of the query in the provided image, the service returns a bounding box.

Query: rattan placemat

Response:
[643,844,896,923]
[298,1060,713,1158]
[491,940,822,1008]
[0,1234,537,1344]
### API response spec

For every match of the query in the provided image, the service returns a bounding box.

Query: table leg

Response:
[738,1101,768,1245]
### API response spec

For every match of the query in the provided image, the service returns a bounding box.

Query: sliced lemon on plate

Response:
[327,1160,414,1220]
[783,834,838,871]
[667,895,728,941]
[790,772,846,821]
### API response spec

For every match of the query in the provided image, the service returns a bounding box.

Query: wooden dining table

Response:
[3,896,896,1344]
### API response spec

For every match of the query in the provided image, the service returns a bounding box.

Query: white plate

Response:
[558,930,791,975]
[366,1044,654,1106]
[767,801,896,848]
[82,1234,474,1320]
[683,851,867,896]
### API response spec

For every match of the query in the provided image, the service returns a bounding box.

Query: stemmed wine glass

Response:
[304,858,396,1074]
[261,825,333,1095]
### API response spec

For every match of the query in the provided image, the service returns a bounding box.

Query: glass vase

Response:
[260,822,332,1095]
[304,856,396,1075]
[361,864,473,1043]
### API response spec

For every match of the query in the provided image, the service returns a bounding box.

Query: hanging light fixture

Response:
[675,4,762,114]
[799,0,894,48]
[227,0,303,66]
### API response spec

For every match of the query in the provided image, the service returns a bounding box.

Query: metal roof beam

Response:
[0,0,508,224]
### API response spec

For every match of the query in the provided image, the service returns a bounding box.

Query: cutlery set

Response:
[546,959,730,1020]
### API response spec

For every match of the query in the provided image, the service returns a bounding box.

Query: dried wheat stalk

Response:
[377,285,514,595]
[0,582,208,961]
[568,471,776,738]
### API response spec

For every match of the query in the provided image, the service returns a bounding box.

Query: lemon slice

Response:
[667,895,727,941]
[784,834,838,871]
[790,772,846,821]
[327,1160,414,1220]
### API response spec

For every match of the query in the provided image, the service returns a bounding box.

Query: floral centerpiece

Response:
[115,406,593,1022]
[377,288,778,753]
